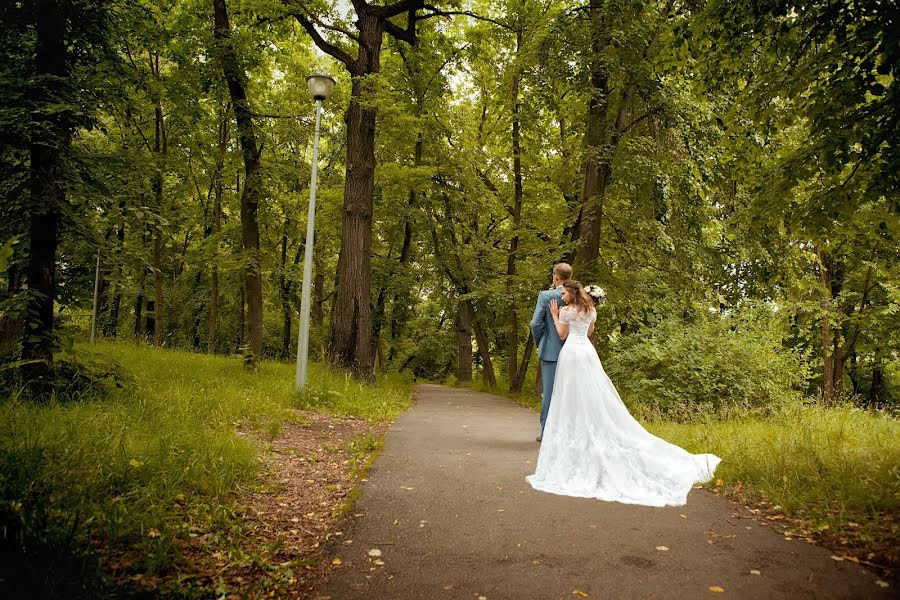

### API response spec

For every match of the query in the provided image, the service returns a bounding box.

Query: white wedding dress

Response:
[526,306,720,506]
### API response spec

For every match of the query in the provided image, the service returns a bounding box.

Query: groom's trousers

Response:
[539,359,557,433]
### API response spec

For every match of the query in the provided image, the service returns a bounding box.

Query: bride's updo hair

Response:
[562,279,594,315]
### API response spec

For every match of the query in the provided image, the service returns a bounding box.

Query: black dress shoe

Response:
[536,435,542,442]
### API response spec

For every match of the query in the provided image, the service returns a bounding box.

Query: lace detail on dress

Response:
[559,306,595,343]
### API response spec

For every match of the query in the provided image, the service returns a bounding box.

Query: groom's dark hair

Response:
[553,263,573,280]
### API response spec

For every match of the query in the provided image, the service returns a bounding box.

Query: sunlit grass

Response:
[648,403,900,523]
[0,340,414,592]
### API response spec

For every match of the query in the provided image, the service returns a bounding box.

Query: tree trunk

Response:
[214,0,264,366]
[21,0,68,376]
[237,280,245,352]
[105,201,126,337]
[455,300,472,382]
[313,261,324,325]
[507,33,523,392]
[468,299,496,387]
[817,247,836,402]
[512,332,534,394]
[294,3,423,382]
[387,128,422,363]
[151,53,167,347]
[576,0,612,267]
[868,348,885,405]
[208,108,226,354]
[328,46,381,381]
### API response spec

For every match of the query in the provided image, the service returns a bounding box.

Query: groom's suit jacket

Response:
[530,287,565,362]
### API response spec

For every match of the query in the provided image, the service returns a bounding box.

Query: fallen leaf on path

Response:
[393,519,399,525]
[331,558,342,565]
[679,514,687,519]
[373,559,385,566]
[709,586,725,593]
[400,486,415,490]
[656,546,669,551]
[706,531,736,538]
[875,580,889,588]
[573,590,589,597]
[750,570,761,576]
[715,479,724,487]
[368,549,382,557]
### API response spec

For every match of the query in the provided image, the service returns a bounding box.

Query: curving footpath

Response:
[315,384,889,600]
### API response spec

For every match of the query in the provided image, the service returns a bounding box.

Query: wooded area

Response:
[1,0,897,408]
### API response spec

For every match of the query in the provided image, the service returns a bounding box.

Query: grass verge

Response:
[0,340,413,598]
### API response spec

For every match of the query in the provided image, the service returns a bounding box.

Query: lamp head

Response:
[306,73,336,101]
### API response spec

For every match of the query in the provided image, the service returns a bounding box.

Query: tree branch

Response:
[384,15,416,45]
[377,0,423,19]
[292,12,355,68]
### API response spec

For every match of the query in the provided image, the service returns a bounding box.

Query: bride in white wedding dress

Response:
[526,280,721,507]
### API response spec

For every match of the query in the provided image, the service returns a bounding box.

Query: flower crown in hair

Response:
[584,284,607,304]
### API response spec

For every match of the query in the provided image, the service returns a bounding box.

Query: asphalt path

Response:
[316,385,889,600]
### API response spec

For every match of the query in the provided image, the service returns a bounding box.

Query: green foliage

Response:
[605,307,810,421]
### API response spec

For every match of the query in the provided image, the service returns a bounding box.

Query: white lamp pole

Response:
[295,73,336,390]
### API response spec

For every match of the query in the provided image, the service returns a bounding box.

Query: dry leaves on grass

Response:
[708,484,898,583]
[166,410,388,598]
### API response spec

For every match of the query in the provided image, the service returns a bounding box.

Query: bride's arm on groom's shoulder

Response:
[549,300,568,340]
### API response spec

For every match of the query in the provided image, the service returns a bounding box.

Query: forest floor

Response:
[99,409,391,599]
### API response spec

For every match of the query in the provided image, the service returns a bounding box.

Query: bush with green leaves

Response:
[605,306,810,421]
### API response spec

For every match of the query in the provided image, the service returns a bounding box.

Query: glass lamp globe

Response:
[306,73,336,101]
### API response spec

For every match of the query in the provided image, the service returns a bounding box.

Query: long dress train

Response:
[526,306,720,507]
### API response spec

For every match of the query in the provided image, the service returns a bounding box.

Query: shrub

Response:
[605,306,810,421]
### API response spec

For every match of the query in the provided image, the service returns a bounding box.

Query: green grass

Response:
[647,403,900,526]
[0,340,414,597]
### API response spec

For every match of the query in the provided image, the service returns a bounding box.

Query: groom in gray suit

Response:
[530,262,572,442]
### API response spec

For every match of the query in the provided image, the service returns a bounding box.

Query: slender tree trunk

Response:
[817,247,835,401]
[868,347,885,405]
[207,109,226,353]
[507,34,523,392]
[151,53,166,347]
[468,299,496,387]
[513,333,534,394]
[237,280,245,352]
[214,0,263,365]
[455,301,472,382]
[387,129,422,363]
[106,202,126,337]
[21,0,68,376]
[312,264,324,325]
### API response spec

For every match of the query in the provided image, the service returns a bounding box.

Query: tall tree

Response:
[288,0,427,381]
[20,0,71,375]
[212,0,264,365]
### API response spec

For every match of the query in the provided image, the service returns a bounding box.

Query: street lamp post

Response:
[295,73,336,390]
